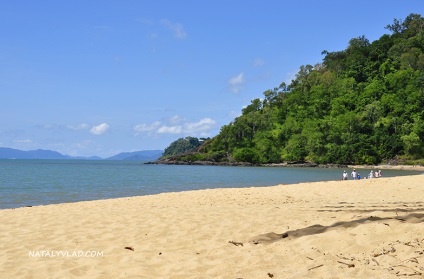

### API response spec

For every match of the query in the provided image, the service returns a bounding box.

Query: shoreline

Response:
[149,159,424,172]
[2,166,421,211]
[1,175,424,278]
[1,163,422,211]
[348,164,424,172]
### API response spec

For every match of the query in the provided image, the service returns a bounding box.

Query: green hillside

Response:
[161,137,203,158]
[172,14,424,165]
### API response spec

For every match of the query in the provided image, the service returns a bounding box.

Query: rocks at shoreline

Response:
[145,160,347,168]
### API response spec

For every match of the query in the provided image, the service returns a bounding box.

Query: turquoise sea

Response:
[0,159,420,209]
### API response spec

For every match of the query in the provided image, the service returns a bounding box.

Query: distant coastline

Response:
[0,147,163,161]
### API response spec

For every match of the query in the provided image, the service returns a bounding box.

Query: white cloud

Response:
[133,117,216,137]
[228,72,245,93]
[160,19,187,39]
[90,123,109,135]
[133,121,161,134]
[157,125,182,134]
[229,72,245,85]
[183,118,216,134]
[168,115,184,125]
[67,123,89,131]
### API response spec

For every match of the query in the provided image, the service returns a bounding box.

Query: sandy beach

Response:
[1,175,423,278]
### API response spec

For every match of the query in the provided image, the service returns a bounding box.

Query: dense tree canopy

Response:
[161,136,204,158]
[169,14,424,165]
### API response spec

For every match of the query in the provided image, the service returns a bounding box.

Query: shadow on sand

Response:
[249,212,424,244]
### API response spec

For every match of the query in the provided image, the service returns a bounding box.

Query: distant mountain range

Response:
[0,147,163,161]
[105,150,163,161]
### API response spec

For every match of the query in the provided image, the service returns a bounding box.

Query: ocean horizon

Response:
[0,159,420,210]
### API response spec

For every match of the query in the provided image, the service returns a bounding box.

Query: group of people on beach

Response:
[342,169,382,180]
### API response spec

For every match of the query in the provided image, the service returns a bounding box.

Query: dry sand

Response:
[1,175,423,278]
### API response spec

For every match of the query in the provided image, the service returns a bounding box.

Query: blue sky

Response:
[1,1,423,158]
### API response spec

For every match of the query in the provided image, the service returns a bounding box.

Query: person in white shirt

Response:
[342,171,348,180]
[351,169,357,180]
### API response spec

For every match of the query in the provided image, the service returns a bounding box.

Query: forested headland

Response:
[161,14,424,165]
